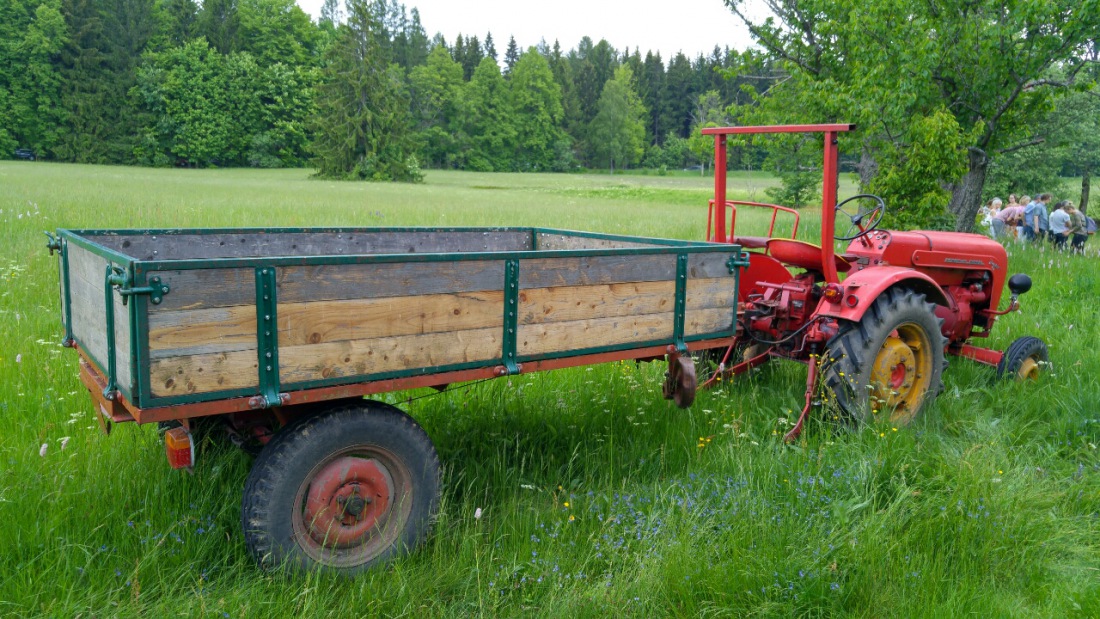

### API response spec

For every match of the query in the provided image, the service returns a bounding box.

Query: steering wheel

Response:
[835,194,886,241]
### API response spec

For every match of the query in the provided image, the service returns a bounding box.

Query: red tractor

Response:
[699,124,1047,439]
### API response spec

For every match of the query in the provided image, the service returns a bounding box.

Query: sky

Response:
[295,0,760,62]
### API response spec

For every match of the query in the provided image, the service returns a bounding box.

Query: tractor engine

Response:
[843,230,1009,344]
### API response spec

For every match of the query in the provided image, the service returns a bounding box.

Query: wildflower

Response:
[569,515,575,522]
[879,432,885,437]
[891,428,897,432]
[59,437,70,450]
[39,443,47,457]
[15,354,21,363]
[474,508,483,520]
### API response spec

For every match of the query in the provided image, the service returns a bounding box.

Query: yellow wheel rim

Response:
[868,323,934,424]
[1016,357,1040,381]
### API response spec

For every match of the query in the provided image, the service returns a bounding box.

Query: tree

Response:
[483,31,496,62]
[310,0,420,181]
[503,35,518,75]
[462,56,515,171]
[319,0,342,28]
[5,0,68,157]
[589,65,646,172]
[508,47,564,170]
[197,0,239,54]
[726,0,1100,231]
[409,44,465,167]
[237,0,317,67]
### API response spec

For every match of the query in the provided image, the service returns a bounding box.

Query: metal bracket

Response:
[672,254,688,353]
[255,268,283,408]
[45,231,61,255]
[501,259,521,374]
[108,267,170,306]
[727,251,751,274]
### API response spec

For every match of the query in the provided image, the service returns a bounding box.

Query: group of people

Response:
[980,193,1096,252]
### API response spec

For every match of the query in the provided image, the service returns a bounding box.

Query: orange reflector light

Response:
[164,427,194,469]
[823,284,843,303]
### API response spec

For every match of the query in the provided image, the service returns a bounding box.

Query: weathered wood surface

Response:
[519,255,675,288]
[68,243,132,390]
[279,327,502,385]
[277,291,504,346]
[277,260,505,304]
[518,313,675,356]
[148,268,255,311]
[685,307,736,337]
[148,305,257,359]
[150,349,259,397]
[518,281,674,325]
[95,230,534,261]
[535,233,661,251]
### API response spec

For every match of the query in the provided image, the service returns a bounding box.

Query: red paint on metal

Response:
[78,356,136,432]
[102,338,739,424]
[783,353,821,442]
[821,131,840,284]
[303,457,392,547]
[951,344,1004,368]
[702,124,856,135]
[707,200,801,244]
[815,266,950,322]
[713,135,728,243]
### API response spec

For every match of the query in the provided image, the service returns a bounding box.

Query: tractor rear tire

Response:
[997,336,1048,381]
[822,288,946,425]
[241,401,441,575]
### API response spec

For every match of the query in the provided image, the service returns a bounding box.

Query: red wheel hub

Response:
[889,362,907,389]
[303,457,393,548]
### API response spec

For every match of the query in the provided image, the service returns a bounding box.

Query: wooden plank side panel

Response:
[518,281,674,325]
[535,233,661,251]
[150,350,259,397]
[67,244,132,391]
[685,307,735,337]
[148,305,258,359]
[685,277,738,311]
[96,230,534,261]
[149,268,255,311]
[519,254,675,289]
[278,291,504,346]
[518,313,675,357]
[279,328,502,385]
[278,260,505,304]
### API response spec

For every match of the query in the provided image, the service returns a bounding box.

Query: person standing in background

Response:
[1066,202,1088,253]
[994,200,1024,241]
[1049,201,1071,249]
[1024,194,1051,243]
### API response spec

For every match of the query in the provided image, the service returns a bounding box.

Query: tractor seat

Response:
[766,238,852,273]
[732,235,770,249]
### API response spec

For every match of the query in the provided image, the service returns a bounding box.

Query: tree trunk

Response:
[947,147,990,232]
[855,146,878,191]
[1080,165,1091,215]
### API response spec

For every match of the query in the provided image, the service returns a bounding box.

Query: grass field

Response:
[1,162,1098,617]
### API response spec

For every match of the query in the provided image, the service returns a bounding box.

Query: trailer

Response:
[49,226,747,574]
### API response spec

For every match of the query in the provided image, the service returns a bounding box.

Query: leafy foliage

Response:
[589,66,646,172]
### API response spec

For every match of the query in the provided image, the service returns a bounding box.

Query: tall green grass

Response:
[0,162,1097,617]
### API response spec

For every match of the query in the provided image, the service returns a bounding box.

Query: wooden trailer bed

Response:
[54,227,747,424]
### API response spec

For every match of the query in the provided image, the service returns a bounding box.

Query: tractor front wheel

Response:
[822,288,946,425]
[241,401,441,575]
[997,336,1048,381]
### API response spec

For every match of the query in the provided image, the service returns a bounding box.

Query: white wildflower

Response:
[59,437,70,450]
[474,507,483,520]
[39,443,48,457]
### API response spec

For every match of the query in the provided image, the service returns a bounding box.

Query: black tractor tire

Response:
[996,336,1048,381]
[821,288,946,425]
[241,401,441,575]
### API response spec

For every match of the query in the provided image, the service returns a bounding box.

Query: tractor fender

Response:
[816,266,950,323]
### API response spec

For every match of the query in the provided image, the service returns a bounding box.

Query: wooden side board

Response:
[534,233,662,251]
[67,243,132,391]
[132,245,741,401]
[96,230,535,261]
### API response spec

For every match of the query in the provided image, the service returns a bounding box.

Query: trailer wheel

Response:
[822,288,946,425]
[997,336,1048,381]
[241,401,440,575]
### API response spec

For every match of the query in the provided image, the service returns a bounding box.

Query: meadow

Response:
[1,162,1098,617]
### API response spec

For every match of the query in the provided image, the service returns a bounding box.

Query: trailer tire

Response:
[996,336,1048,381]
[822,288,946,425]
[241,401,440,575]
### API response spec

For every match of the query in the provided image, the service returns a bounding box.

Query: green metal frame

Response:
[55,227,750,411]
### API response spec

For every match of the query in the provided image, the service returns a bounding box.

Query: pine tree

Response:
[483,31,496,62]
[311,0,420,181]
[503,35,519,76]
[319,0,342,28]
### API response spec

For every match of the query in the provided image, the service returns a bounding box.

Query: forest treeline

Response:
[0,0,782,173]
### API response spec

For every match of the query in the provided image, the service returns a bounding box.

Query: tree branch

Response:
[996,137,1045,155]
